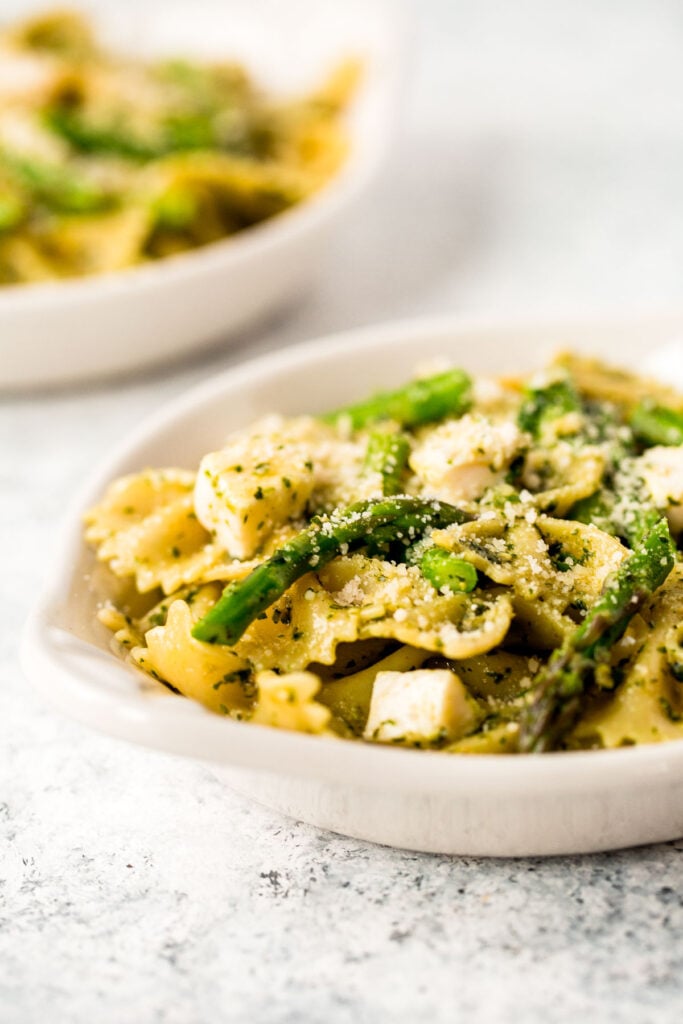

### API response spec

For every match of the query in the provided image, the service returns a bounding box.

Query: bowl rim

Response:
[20,311,683,794]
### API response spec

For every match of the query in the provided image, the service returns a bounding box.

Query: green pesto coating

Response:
[363,432,410,496]
[630,400,683,447]
[517,376,581,438]
[323,369,472,430]
[518,517,676,753]
[191,497,472,645]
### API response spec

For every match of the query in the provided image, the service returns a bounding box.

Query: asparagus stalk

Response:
[192,497,471,645]
[48,107,238,162]
[418,546,478,594]
[630,400,683,447]
[363,431,410,496]
[46,108,160,161]
[518,517,676,752]
[2,152,111,213]
[569,403,654,548]
[323,369,472,431]
[571,483,661,549]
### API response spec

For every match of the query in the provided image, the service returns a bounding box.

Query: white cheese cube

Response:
[363,668,476,745]
[410,414,522,503]
[638,446,683,533]
[194,421,316,558]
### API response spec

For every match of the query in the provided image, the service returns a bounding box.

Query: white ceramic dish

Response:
[0,0,403,389]
[21,315,683,856]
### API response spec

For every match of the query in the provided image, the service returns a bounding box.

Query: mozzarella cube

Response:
[638,446,683,533]
[194,421,316,558]
[410,414,522,503]
[363,668,476,745]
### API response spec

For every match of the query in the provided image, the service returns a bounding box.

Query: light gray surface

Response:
[3,1,683,1021]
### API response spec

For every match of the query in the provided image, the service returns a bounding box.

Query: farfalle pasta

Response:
[0,9,357,283]
[85,355,683,753]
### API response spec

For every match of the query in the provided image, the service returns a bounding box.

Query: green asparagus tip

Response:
[629,400,683,448]
[323,369,472,431]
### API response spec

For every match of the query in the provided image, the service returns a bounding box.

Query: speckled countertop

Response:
[4,1,683,1021]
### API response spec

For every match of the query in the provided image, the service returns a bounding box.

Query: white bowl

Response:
[21,314,683,856]
[0,0,403,389]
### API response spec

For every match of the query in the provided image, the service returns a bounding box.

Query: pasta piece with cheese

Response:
[434,512,626,648]
[410,413,523,503]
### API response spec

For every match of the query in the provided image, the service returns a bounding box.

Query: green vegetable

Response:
[153,186,199,230]
[48,107,228,161]
[570,489,618,537]
[418,546,478,594]
[46,108,161,160]
[518,517,676,752]
[323,369,472,430]
[571,487,660,549]
[518,376,581,438]
[363,432,410,496]
[1,153,112,213]
[0,191,25,232]
[164,112,217,151]
[630,400,683,447]
[569,403,656,548]
[191,497,472,645]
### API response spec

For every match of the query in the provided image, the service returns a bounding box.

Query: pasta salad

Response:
[0,9,357,283]
[85,353,683,754]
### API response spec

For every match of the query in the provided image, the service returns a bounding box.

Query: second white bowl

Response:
[0,0,403,388]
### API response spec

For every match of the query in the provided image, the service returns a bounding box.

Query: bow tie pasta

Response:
[85,355,683,754]
[0,9,358,283]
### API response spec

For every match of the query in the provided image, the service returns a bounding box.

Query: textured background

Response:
[4,1,683,1021]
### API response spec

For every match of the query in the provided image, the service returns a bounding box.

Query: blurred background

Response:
[316,0,683,326]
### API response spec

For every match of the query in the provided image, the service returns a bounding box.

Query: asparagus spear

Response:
[192,497,471,645]
[570,489,619,538]
[569,402,654,547]
[518,517,676,752]
[571,480,661,549]
[1,153,112,213]
[46,108,161,161]
[363,431,410,496]
[418,546,478,594]
[630,400,683,447]
[48,107,240,162]
[323,369,472,431]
